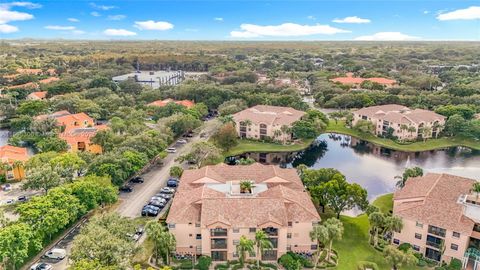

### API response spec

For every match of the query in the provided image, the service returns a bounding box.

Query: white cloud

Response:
[230,23,349,38]
[436,6,480,21]
[68,18,79,22]
[107,14,126,20]
[0,2,41,9]
[45,25,76,30]
[103,28,136,36]
[354,32,419,41]
[332,16,371,24]
[307,15,316,20]
[0,8,34,24]
[214,17,223,21]
[423,10,430,14]
[0,23,18,33]
[134,20,173,30]
[90,2,116,10]
[90,11,100,17]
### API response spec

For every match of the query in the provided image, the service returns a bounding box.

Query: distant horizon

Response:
[0,1,479,41]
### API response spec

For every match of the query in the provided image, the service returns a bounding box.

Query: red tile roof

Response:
[330,73,396,86]
[233,105,305,126]
[28,91,48,99]
[0,145,29,164]
[148,98,195,108]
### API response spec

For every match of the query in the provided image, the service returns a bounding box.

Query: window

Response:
[233,228,239,233]
[415,233,422,240]
[287,233,292,239]
[168,223,175,229]
[413,245,420,251]
[288,222,292,227]
[426,235,443,249]
[189,234,192,237]
[287,245,291,251]
[195,223,200,227]
[196,234,201,240]
[249,228,256,233]
[453,232,460,238]
[210,228,227,237]
[311,244,318,250]
[451,244,458,251]
[428,225,446,237]
[416,221,423,228]
[233,240,239,245]
[393,239,400,245]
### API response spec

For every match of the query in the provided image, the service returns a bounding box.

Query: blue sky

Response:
[0,0,480,40]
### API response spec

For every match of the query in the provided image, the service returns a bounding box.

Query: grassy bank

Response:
[224,138,314,157]
[372,193,393,214]
[326,121,480,152]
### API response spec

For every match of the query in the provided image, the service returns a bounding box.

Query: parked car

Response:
[130,176,144,183]
[5,199,14,205]
[148,200,165,208]
[150,196,167,204]
[177,139,187,144]
[136,227,144,236]
[43,248,66,260]
[141,205,160,216]
[160,187,175,194]
[18,195,28,202]
[119,185,134,193]
[166,147,177,153]
[30,263,53,270]
[154,193,172,200]
[2,184,11,191]
[167,178,178,187]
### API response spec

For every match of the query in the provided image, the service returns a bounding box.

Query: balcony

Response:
[210,228,227,237]
[426,241,441,249]
[263,227,278,237]
[428,225,446,238]
[211,239,227,249]
[426,235,443,249]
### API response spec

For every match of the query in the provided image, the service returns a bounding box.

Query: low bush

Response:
[357,261,379,270]
[214,263,229,270]
[196,256,212,270]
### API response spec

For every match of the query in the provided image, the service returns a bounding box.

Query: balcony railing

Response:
[428,226,446,238]
[426,241,441,249]
[211,239,227,249]
[210,229,227,237]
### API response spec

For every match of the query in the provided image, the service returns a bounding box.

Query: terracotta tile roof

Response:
[0,145,29,164]
[35,110,72,121]
[6,82,38,90]
[16,68,42,75]
[148,98,195,108]
[354,104,445,124]
[330,73,396,86]
[167,163,319,226]
[38,77,59,84]
[394,173,476,233]
[27,91,47,99]
[59,127,103,145]
[232,105,305,126]
[56,112,94,130]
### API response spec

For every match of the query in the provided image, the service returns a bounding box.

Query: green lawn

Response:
[326,120,480,152]
[224,138,314,157]
[372,193,394,214]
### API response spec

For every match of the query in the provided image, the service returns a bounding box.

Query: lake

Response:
[231,133,480,201]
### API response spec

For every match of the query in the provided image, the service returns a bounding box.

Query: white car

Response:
[5,199,14,205]
[160,187,175,194]
[166,147,177,153]
[44,248,66,260]
[177,139,187,144]
[30,263,52,270]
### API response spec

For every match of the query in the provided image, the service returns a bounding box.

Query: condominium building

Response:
[0,145,29,180]
[393,173,480,269]
[232,105,305,143]
[352,104,446,141]
[330,72,397,89]
[166,163,320,261]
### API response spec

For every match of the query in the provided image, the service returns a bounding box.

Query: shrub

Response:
[214,263,229,270]
[357,261,379,270]
[259,261,278,270]
[448,258,462,270]
[196,256,212,270]
[398,243,412,252]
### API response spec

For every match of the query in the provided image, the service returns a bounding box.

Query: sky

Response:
[0,0,480,40]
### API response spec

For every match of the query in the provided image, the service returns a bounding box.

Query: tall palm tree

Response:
[323,218,344,262]
[473,182,480,199]
[383,216,403,243]
[280,125,291,143]
[399,124,408,141]
[432,122,443,138]
[368,212,385,248]
[407,126,416,138]
[219,115,234,125]
[236,235,254,266]
[146,221,176,265]
[255,230,273,268]
[309,225,329,270]
[273,130,282,141]
[421,126,432,142]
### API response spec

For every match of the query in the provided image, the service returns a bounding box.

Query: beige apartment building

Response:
[393,173,480,269]
[166,163,320,261]
[232,105,305,143]
[352,104,446,141]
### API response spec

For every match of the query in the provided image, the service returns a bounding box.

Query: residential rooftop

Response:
[354,104,445,124]
[232,105,305,126]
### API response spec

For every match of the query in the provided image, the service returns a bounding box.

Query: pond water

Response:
[231,133,480,201]
[0,129,10,147]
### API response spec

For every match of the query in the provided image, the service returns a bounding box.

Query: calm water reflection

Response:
[233,133,480,200]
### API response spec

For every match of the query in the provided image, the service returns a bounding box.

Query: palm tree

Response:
[407,126,416,138]
[273,129,282,141]
[383,216,403,243]
[236,235,254,266]
[399,124,408,141]
[421,126,432,142]
[368,211,385,248]
[146,221,176,265]
[323,218,344,262]
[219,115,234,125]
[280,125,291,143]
[432,122,443,138]
[255,230,273,268]
[240,180,253,193]
[310,224,329,269]
[473,182,480,199]
[395,167,423,189]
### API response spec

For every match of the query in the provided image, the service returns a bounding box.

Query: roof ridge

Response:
[425,173,444,198]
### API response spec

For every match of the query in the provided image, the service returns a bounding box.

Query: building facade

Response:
[393,173,480,269]
[352,104,446,141]
[0,145,29,181]
[166,163,320,261]
[232,105,305,143]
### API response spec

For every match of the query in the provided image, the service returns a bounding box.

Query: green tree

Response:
[292,120,319,139]
[23,164,62,193]
[368,211,385,247]
[309,224,329,270]
[322,218,344,262]
[169,166,184,178]
[353,120,375,134]
[0,223,40,270]
[36,136,69,153]
[218,99,247,116]
[395,167,423,189]
[145,220,176,266]
[255,230,273,268]
[383,245,418,270]
[236,235,254,266]
[213,123,238,151]
[16,100,48,116]
[444,114,467,137]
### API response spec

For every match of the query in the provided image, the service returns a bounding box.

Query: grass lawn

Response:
[372,193,394,214]
[326,120,480,152]
[224,138,314,157]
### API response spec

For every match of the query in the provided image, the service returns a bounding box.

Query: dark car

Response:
[119,185,134,192]
[141,205,160,216]
[18,195,28,202]
[167,178,178,187]
[130,177,144,184]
